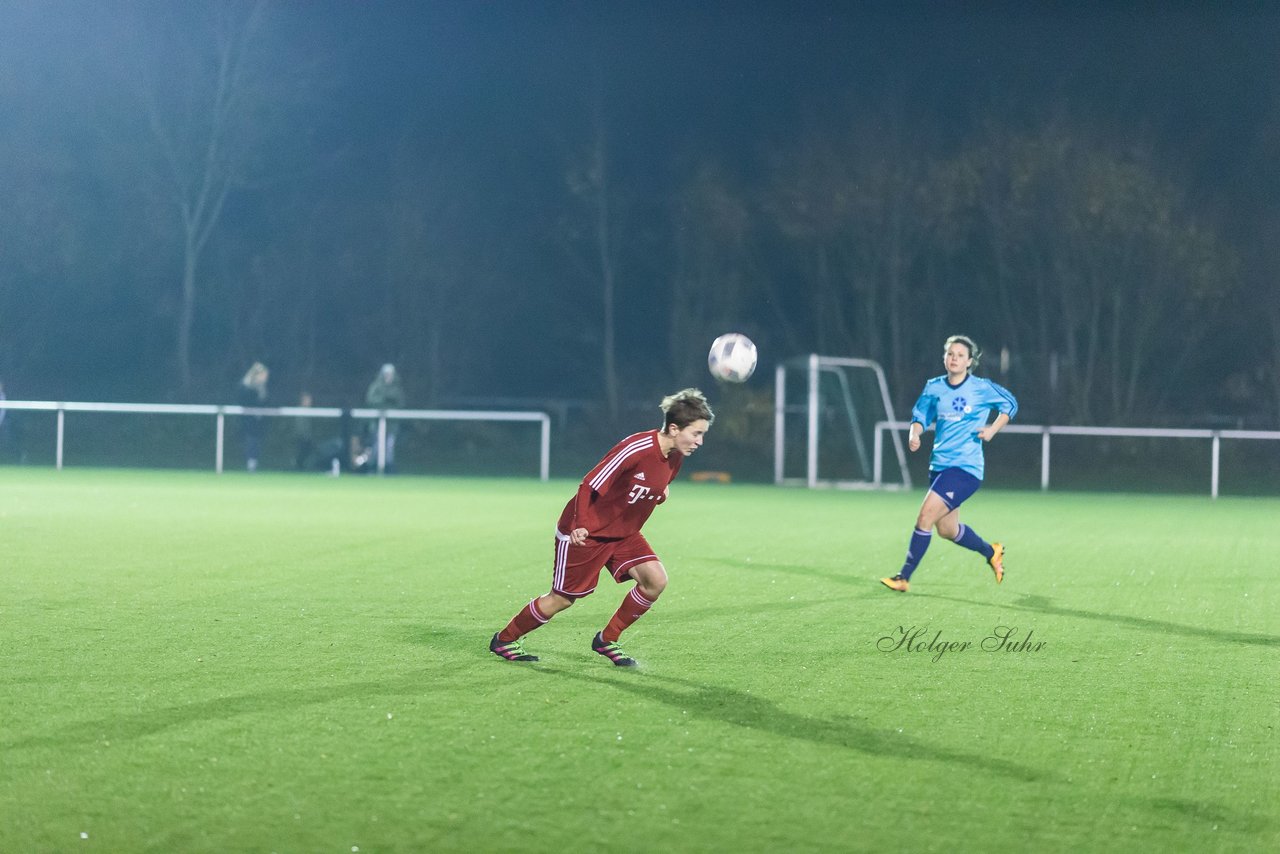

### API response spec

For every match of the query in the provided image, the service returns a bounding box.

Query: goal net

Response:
[773,355,911,489]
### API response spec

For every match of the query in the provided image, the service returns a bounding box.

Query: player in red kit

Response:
[490,388,715,667]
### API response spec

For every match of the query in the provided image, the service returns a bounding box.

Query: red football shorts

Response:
[552,529,659,599]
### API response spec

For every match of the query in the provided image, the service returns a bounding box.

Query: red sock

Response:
[602,588,654,643]
[498,598,549,643]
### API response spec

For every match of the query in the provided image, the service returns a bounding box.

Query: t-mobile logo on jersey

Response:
[627,484,653,504]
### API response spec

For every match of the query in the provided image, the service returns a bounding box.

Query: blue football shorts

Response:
[928,467,982,510]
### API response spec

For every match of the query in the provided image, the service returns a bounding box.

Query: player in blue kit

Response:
[881,335,1018,592]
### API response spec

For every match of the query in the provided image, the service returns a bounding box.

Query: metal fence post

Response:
[1210,432,1220,499]
[216,411,225,474]
[1041,428,1051,491]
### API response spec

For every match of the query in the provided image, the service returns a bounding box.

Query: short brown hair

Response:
[660,388,715,429]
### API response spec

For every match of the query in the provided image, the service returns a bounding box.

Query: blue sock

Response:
[952,524,994,560]
[899,528,932,580]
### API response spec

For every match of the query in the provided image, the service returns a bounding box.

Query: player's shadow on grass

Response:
[536,666,1051,783]
[1146,796,1274,836]
[925,592,1280,648]
[706,557,880,590]
[3,671,443,751]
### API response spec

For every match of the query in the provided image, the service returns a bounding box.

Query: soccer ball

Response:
[707,333,758,383]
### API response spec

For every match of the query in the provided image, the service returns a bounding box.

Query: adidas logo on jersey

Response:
[634,472,646,480]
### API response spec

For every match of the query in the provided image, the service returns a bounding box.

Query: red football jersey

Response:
[557,430,683,539]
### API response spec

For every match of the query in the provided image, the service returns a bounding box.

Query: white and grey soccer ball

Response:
[708,333,758,383]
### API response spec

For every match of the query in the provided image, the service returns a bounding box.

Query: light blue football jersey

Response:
[910,374,1018,480]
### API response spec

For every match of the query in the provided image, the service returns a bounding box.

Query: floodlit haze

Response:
[1,0,1277,425]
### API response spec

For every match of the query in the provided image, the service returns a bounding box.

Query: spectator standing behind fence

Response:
[294,391,316,471]
[238,362,270,472]
[365,363,405,473]
[0,378,25,464]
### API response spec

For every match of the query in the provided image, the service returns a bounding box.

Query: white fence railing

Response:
[874,421,1280,498]
[0,401,552,480]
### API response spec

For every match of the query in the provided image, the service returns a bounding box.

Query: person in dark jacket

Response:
[238,362,270,472]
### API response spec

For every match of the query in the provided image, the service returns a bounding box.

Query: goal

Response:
[773,355,911,489]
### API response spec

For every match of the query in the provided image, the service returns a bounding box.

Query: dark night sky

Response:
[275,0,1275,270]
[287,1,1278,222]
[7,1,1275,183]
[317,4,1274,131]
[1,1,1278,417]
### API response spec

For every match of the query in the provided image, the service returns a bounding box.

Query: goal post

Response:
[773,355,911,490]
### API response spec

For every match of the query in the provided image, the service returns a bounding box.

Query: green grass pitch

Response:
[2,469,1276,852]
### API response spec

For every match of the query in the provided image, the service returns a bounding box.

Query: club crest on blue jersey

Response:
[911,375,1019,480]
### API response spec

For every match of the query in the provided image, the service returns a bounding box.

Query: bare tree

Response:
[0,116,78,379]
[954,123,1236,423]
[381,140,488,407]
[761,123,935,391]
[561,88,626,418]
[0,36,150,397]
[1246,102,1280,424]
[107,1,311,394]
[667,160,773,384]
[1248,212,1280,425]
[760,134,856,357]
